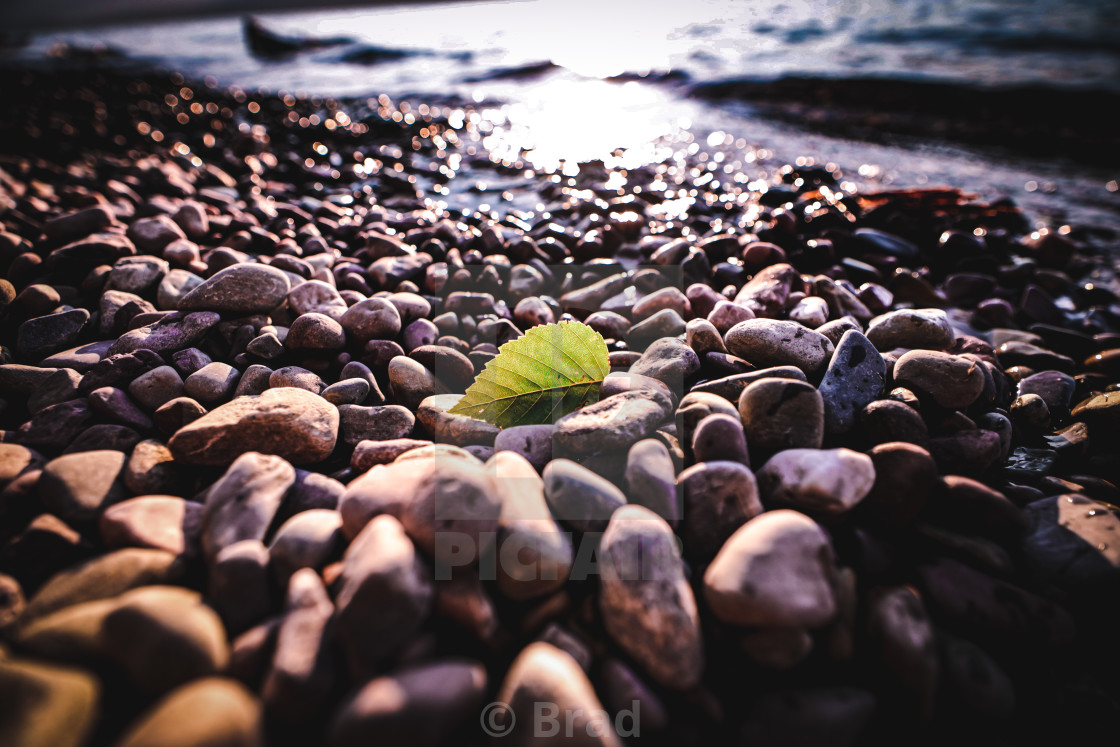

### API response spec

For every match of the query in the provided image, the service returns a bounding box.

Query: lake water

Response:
[6,0,1120,232]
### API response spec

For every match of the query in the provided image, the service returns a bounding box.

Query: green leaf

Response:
[449,320,610,428]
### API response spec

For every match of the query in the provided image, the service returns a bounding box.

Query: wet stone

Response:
[818,330,886,435]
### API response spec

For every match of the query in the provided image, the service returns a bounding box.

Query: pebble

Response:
[268,511,344,589]
[177,263,291,313]
[269,365,326,394]
[128,365,185,409]
[739,687,876,747]
[409,344,475,392]
[168,387,339,465]
[893,350,986,409]
[0,444,42,488]
[288,279,348,320]
[101,585,229,694]
[114,677,262,747]
[493,642,623,747]
[677,460,762,560]
[818,330,886,435]
[738,377,824,452]
[287,312,346,350]
[866,308,954,351]
[20,548,185,625]
[37,449,129,524]
[339,403,416,446]
[121,442,180,499]
[332,515,433,676]
[388,357,446,411]
[100,495,203,557]
[328,659,487,747]
[350,438,434,470]
[18,309,90,362]
[1071,391,1120,426]
[153,396,207,434]
[685,317,727,356]
[0,657,100,747]
[1017,370,1076,419]
[598,505,704,689]
[704,509,838,628]
[926,429,1003,477]
[788,295,830,328]
[200,452,294,561]
[553,390,672,455]
[628,337,701,389]
[106,255,169,296]
[542,458,627,533]
[493,424,555,472]
[156,269,204,310]
[624,438,680,525]
[758,448,876,513]
[628,308,686,345]
[733,262,801,317]
[708,299,756,334]
[416,394,497,446]
[261,568,336,720]
[127,215,186,253]
[860,399,929,446]
[691,412,749,463]
[583,310,629,340]
[208,540,272,636]
[725,319,834,376]
[183,361,240,403]
[858,442,937,526]
[107,311,221,357]
[489,451,573,600]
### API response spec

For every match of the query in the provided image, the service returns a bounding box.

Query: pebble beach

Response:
[2,7,1120,746]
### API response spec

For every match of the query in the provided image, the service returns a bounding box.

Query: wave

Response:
[688,74,1120,166]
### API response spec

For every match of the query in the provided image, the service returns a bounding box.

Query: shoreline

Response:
[2,61,1120,746]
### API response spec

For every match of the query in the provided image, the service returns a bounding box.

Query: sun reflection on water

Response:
[480,77,689,175]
